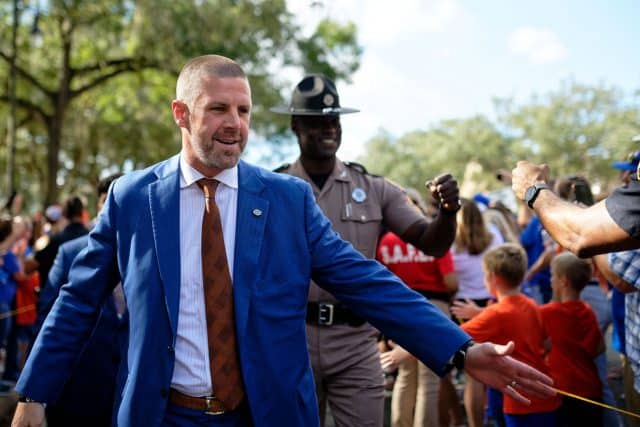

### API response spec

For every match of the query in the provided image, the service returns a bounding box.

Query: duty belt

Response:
[306,302,366,327]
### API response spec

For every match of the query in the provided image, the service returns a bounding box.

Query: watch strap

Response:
[443,339,475,374]
[526,183,550,209]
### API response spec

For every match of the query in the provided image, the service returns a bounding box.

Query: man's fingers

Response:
[517,362,554,386]
[510,377,557,399]
[502,384,531,406]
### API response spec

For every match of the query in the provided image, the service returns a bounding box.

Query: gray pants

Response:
[308,322,385,427]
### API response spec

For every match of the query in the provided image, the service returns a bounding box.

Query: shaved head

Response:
[176,55,247,109]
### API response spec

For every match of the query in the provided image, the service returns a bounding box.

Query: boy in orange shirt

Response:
[541,252,604,427]
[462,243,560,427]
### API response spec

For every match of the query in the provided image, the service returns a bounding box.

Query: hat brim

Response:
[270,106,359,115]
[611,161,638,171]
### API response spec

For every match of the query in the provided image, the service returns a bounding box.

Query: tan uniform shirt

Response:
[282,158,425,303]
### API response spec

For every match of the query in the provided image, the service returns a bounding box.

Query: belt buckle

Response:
[318,303,334,326]
[204,396,225,415]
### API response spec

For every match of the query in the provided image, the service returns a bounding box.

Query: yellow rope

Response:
[553,387,640,420]
[0,304,36,320]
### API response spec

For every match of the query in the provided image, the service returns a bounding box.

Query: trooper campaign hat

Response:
[270,74,359,116]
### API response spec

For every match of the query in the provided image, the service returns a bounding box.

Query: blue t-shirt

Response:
[520,215,551,287]
[0,252,19,305]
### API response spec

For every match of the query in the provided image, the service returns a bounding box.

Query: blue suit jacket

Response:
[35,235,127,425]
[18,156,469,427]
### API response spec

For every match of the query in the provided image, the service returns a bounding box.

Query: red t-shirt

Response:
[540,301,603,399]
[461,294,561,414]
[376,232,454,293]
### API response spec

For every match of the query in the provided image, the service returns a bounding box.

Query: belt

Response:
[306,302,366,327]
[168,389,228,415]
[415,289,451,302]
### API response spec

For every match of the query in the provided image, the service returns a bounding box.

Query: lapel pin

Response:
[252,209,263,217]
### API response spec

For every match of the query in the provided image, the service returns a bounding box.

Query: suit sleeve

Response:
[16,187,120,402]
[301,183,470,376]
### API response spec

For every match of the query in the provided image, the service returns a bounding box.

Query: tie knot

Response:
[197,178,219,199]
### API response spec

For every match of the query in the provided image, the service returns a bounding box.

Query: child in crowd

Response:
[541,252,604,427]
[461,243,561,427]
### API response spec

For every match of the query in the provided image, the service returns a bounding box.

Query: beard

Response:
[192,133,245,171]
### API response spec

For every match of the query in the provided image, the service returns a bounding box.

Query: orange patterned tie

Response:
[197,178,245,409]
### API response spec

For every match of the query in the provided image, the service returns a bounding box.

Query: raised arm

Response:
[511,161,637,257]
[401,173,459,257]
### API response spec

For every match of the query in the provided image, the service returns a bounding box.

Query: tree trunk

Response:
[44,115,62,207]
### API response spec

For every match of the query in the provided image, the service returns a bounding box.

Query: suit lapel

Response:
[234,161,268,339]
[149,155,181,337]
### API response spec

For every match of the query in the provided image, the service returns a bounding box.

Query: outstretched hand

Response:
[11,402,45,427]
[464,341,556,405]
[450,299,483,321]
[380,343,412,372]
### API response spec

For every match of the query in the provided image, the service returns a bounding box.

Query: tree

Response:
[359,82,640,198]
[360,115,526,196]
[495,81,640,191]
[0,0,362,207]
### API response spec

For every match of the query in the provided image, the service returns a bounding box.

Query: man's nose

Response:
[225,110,241,128]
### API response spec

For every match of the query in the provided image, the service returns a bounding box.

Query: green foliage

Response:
[496,81,640,186]
[0,0,362,208]
[360,81,640,197]
[296,19,362,82]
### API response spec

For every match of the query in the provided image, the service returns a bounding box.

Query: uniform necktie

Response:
[197,178,245,409]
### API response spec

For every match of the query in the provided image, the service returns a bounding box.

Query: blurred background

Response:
[1,0,639,214]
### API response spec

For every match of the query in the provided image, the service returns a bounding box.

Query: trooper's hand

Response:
[425,173,460,213]
[11,402,45,427]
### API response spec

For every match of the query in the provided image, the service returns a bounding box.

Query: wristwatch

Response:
[524,183,550,209]
[443,340,475,374]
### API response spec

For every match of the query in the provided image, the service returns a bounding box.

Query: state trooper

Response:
[271,74,461,427]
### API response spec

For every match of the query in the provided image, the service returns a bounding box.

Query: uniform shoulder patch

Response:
[344,161,373,175]
[273,163,291,173]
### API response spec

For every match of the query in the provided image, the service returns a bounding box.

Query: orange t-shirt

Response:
[540,301,603,399]
[15,272,39,326]
[461,294,561,414]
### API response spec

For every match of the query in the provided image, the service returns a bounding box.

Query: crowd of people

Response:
[0,54,637,427]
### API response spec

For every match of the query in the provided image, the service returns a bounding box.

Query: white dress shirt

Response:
[171,154,238,396]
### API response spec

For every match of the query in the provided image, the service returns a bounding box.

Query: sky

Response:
[262,0,640,163]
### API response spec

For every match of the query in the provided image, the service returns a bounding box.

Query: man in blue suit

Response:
[34,173,126,427]
[13,55,555,427]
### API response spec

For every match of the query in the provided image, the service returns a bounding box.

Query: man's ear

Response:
[171,100,189,128]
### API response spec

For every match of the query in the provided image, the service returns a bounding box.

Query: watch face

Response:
[525,185,536,203]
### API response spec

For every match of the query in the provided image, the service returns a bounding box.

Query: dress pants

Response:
[161,402,252,427]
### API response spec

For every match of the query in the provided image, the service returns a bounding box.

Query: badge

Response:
[351,188,367,203]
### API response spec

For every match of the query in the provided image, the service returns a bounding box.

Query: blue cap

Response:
[611,150,640,171]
